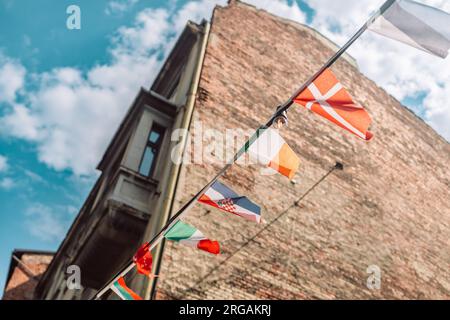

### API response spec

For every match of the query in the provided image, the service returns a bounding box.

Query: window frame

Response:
[138,122,166,178]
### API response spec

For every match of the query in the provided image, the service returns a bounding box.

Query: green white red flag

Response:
[164,220,220,255]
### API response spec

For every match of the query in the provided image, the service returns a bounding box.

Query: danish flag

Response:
[294,68,373,140]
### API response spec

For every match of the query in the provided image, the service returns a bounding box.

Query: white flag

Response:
[369,0,450,58]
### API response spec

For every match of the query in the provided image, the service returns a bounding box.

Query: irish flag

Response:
[247,128,300,180]
[164,221,220,255]
[111,277,142,300]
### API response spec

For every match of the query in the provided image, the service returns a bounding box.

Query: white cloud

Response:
[304,0,450,141]
[0,10,168,175]
[24,203,74,242]
[0,177,15,190]
[0,155,13,189]
[0,0,230,176]
[172,0,226,33]
[0,54,26,104]
[0,155,8,172]
[424,81,450,140]
[105,0,139,16]
[1,1,237,176]
[108,8,172,61]
[23,169,46,184]
[1,0,449,178]
[424,0,450,12]
[243,0,306,24]
[1,104,40,140]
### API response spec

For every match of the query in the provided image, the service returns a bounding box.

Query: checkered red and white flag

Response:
[199,180,261,223]
[294,68,373,140]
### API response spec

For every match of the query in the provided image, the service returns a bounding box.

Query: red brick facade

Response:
[3,252,53,300]
[156,2,450,299]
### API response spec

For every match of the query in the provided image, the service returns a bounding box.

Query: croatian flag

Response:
[198,180,261,223]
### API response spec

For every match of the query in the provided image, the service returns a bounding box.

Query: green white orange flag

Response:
[164,220,220,255]
[294,68,373,141]
[246,128,300,180]
[111,277,142,300]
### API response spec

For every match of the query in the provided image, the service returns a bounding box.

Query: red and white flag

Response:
[198,180,261,223]
[294,68,373,140]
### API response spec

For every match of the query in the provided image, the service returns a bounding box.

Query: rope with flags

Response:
[92,0,393,300]
[175,162,343,299]
[93,0,450,300]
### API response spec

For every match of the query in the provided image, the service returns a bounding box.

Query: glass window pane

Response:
[139,146,155,176]
[149,131,161,144]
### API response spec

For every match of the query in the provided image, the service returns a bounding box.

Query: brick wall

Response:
[3,253,53,300]
[156,1,450,299]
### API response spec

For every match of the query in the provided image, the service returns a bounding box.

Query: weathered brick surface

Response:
[157,1,450,299]
[3,254,53,300]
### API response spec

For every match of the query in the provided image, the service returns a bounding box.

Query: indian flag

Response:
[247,128,300,180]
[164,221,220,255]
[111,277,142,300]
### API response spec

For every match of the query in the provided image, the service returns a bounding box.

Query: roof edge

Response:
[3,249,54,299]
[224,0,358,68]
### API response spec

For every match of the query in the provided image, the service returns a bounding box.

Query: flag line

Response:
[92,0,397,300]
[174,162,343,299]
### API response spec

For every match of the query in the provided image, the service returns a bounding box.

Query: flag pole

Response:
[92,0,396,300]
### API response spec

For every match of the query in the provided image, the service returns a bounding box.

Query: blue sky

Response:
[0,0,449,293]
[0,0,180,292]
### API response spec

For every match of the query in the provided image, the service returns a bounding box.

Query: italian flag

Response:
[111,277,142,300]
[164,220,220,255]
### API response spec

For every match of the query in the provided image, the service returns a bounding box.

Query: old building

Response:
[152,1,450,300]
[8,1,450,300]
[2,250,53,300]
[31,19,209,300]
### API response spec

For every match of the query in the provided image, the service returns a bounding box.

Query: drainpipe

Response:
[144,20,211,300]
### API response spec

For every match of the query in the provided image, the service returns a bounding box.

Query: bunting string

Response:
[174,162,343,299]
[92,0,396,300]
[92,0,450,300]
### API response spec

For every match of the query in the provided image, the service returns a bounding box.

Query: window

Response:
[139,122,165,177]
